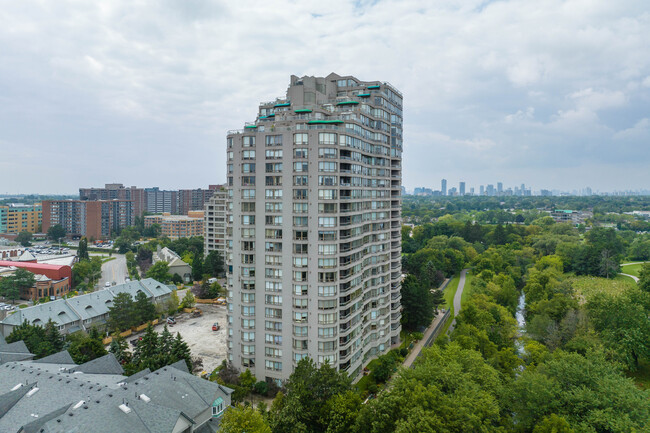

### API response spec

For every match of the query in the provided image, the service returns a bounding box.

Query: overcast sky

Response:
[1,0,649,194]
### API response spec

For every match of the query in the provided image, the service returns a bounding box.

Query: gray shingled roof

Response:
[167,359,190,374]
[0,383,36,417]
[0,334,5,345]
[2,300,80,327]
[1,340,31,354]
[32,350,75,365]
[18,404,71,433]
[69,353,124,375]
[123,368,151,383]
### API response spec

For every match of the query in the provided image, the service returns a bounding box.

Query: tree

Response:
[47,224,66,242]
[171,332,192,372]
[67,330,108,364]
[108,292,136,332]
[133,324,160,366]
[15,231,32,247]
[146,261,172,283]
[400,274,434,331]
[204,250,225,277]
[220,405,272,433]
[72,256,102,289]
[180,290,196,309]
[166,290,180,314]
[134,290,157,324]
[109,335,131,364]
[0,268,35,303]
[6,320,64,359]
[78,237,89,261]
[192,254,203,281]
[637,262,650,293]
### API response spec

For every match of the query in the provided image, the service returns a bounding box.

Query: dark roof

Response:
[69,353,124,375]
[1,341,31,354]
[18,404,72,433]
[123,368,151,383]
[0,341,35,365]
[167,359,190,374]
[32,350,75,365]
[0,334,5,345]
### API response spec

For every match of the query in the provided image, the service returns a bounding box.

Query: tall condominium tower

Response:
[441,178,447,196]
[225,73,403,382]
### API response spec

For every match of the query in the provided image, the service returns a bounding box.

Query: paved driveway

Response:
[96,253,127,288]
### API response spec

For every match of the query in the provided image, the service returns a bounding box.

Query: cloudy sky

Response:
[1,0,649,194]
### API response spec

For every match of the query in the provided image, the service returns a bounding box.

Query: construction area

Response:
[152,303,228,375]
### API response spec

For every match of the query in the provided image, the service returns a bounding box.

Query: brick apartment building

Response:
[42,199,133,240]
[79,183,145,217]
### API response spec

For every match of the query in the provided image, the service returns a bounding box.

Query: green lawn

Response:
[620,262,647,278]
[443,275,460,316]
[460,271,474,307]
[569,275,637,302]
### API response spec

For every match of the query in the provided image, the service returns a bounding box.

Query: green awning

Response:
[367,85,380,89]
[336,101,359,106]
[308,120,344,125]
[274,102,291,107]
[295,109,312,113]
[259,115,267,119]
[267,113,275,117]
[244,125,257,129]
[357,93,371,97]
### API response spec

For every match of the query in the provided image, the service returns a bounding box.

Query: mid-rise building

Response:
[144,188,178,214]
[0,204,42,234]
[204,186,228,263]
[42,199,134,240]
[225,73,403,382]
[80,183,145,217]
[178,186,218,215]
[144,212,204,240]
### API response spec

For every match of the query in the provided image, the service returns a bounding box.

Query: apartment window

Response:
[318,258,336,268]
[293,325,308,336]
[293,189,308,201]
[293,203,309,214]
[265,321,282,332]
[265,242,282,252]
[266,163,283,173]
[293,312,308,323]
[293,257,308,268]
[242,267,255,277]
[265,149,283,159]
[294,148,308,158]
[293,243,308,254]
[242,163,256,173]
[318,245,337,257]
[265,135,282,146]
[265,255,282,265]
[242,189,255,199]
[318,341,336,352]
[265,347,283,358]
[242,150,256,159]
[294,133,308,145]
[294,353,308,362]
[265,215,283,226]
[242,331,255,342]
[265,308,282,318]
[318,162,337,172]
[293,162,308,172]
[265,202,282,212]
[318,175,337,186]
[293,175,308,186]
[242,319,255,329]
[319,148,337,158]
[241,215,255,225]
[294,230,308,241]
[293,298,308,309]
[265,229,282,239]
[242,345,255,355]
[265,360,282,371]
[265,189,283,199]
[243,136,256,147]
[293,216,308,227]
[318,355,337,364]
[293,271,307,282]
[265,281,282,292]
[265,268,282,279]
[318,313,336,324]
[293,284,308,296]
[242,228,255,238]
[318,217,336,227]
[266,176,282,186]
[242,280,255,291]
[242,202,256,212]
[318,285,336,297]
[242,254,255,264]
[318,133,337,145]
[319,272,336,283]
[265,294,282,305]
[242,176,255,186]
[242,241,255,251]
[227,164,233,173]
[227,151,234,161]
[318,299,336,310]
[242,306,255,316]
[242,358,255,368]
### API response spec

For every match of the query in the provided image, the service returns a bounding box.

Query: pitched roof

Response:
[16,251,36,262]
[69,354,124,375]
[32,350,75,365]
[1,340,31,354]
[167,359,189,374]
[18,404,71,433]
[0,383,36,416]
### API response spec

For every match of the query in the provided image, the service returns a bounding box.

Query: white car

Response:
[105,282,111,287]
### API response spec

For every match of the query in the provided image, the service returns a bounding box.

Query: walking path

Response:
[448,268,469,333]
[620,273,639,282]
[403,268,470,368]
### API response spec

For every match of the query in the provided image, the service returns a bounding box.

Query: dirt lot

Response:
[154,303,227,374]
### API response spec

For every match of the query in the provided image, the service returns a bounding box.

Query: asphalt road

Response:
[96,253,127,289]
[448,268,469,333]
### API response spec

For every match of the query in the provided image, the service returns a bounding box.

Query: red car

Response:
[212,323,220,331]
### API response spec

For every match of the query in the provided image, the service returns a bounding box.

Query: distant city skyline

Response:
[1,1,649,193]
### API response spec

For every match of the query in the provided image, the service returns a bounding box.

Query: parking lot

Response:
[153,303,228,374]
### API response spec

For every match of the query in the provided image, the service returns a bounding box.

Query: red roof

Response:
[0,261,72,282]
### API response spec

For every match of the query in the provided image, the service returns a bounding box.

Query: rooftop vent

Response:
[73,400,85,410]
[139,394,151,403]
[11,383,23,391]
[119,404,131,414]
[26,387,39,397]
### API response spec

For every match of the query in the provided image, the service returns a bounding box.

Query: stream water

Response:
[514,291,526,357]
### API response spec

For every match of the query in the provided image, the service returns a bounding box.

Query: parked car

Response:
[166,317,176,325]
[105,282,111,287]
[212,323,220,331]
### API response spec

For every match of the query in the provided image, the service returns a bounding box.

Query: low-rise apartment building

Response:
[145,212,204,240]
[0,204,42,234]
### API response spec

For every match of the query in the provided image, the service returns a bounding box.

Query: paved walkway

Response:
[402,268,470,368]
[448,268,469,333]
[620,273,639,282]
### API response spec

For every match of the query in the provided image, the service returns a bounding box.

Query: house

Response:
[153,247,192,283]
[0,344,233,433]
[0,278,174,337]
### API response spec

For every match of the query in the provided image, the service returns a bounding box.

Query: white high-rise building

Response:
[225,74,403,382]
[204,185,228,264]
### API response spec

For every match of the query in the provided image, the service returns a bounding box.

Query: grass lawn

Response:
[620,262,647,278]
[460,271,474,307]
[443,275,460,316]
[569,274,637,303]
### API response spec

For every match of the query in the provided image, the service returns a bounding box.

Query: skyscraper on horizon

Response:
[459,181,465,196]
[441,178,447,196]
[225,73,403,382]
